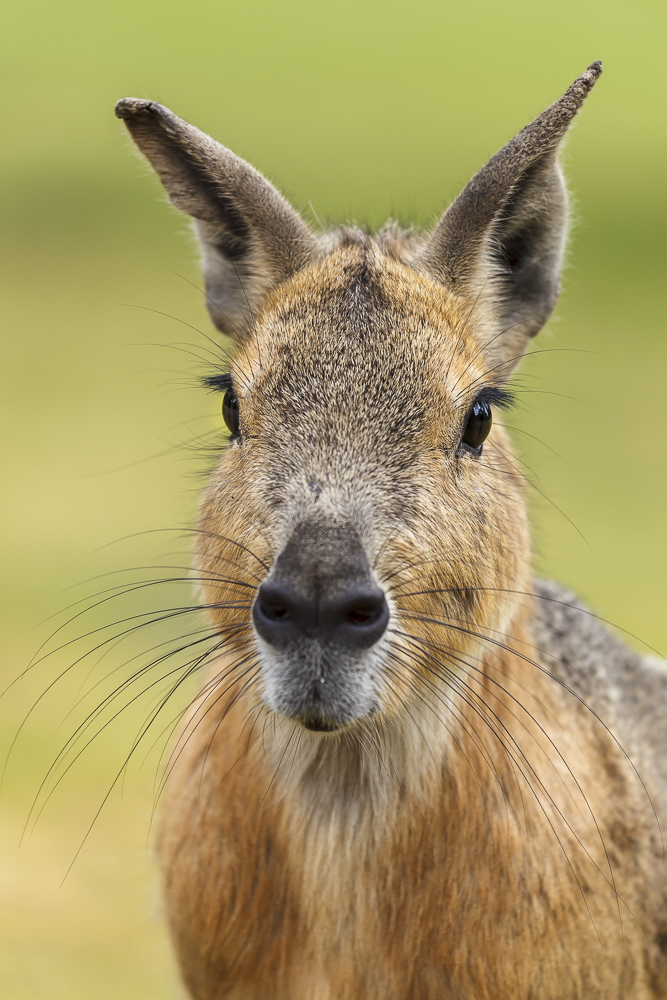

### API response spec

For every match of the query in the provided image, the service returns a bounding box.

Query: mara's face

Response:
[116,65,600,736]
[195,242,531,734]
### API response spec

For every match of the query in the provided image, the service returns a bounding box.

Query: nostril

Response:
[341,591,386,625]
[338,592,389,649]
[253,582,303,648]
[259,602,291,622]
[346,605,383,626]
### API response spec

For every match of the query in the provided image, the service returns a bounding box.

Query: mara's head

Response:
[116,63,601,738]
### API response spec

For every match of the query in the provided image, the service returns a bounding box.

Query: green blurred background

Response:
[1,0,665,996]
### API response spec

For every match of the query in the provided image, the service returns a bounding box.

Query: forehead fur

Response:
[242,238,488,421]
[267,236,463,345]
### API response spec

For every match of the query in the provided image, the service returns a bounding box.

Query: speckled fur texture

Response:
[116,62,667,998]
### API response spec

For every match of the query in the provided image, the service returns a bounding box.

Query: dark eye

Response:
[222,388,240,437]
[461,400,492,453]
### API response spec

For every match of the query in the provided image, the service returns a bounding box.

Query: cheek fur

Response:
[375,432,530,693]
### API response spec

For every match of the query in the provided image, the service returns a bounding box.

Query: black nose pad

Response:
[253,581,389,651]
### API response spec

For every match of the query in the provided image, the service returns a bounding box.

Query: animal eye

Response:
[461,400,492,453]
[222,388,240,437]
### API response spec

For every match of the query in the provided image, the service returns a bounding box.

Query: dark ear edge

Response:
[413,61,602,370]
[115,98,319,339]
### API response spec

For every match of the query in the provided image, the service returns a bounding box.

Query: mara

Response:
[116,62,667,999]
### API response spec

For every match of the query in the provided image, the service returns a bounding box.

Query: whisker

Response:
[24,630,237,839]
[388,632,621,942]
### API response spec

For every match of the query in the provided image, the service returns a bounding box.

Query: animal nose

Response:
[253,580,389,651]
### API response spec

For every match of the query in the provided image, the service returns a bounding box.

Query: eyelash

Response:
[203,372,234,393]
[469,387,515,411]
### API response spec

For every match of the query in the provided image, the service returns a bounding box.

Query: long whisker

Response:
[159,652,261,803]
[392,628,628,929]
[384,652,514,820]
[397,608,658,819]
[390,584,664,660]
[387,632,622,943]
[24,630,240,840]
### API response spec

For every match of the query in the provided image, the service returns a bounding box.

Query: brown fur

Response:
[115,63,667,998]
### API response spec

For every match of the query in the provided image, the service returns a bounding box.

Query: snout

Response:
[251,520,389,730]
[253,580,388,650]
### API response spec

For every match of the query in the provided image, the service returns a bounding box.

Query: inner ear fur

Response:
[115,99,319,340]
[413,61,602,372]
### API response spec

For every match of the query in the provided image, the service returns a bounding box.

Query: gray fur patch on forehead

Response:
[344,255,380,326]
[324,223,424,265]
[274,246,390,338]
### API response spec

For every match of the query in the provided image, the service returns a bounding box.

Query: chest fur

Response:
[157,667,653,1000]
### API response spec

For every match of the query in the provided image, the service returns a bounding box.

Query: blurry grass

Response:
[1,0,666,996]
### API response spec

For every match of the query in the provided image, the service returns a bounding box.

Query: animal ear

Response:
[413,62,602,372]
[115,99,319,340]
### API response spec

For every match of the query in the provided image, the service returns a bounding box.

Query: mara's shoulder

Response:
[531,579,642,698]
[531,579,667,760]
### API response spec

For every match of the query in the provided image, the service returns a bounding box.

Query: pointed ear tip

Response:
[115,98,166,121]
[577,60,603,92]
